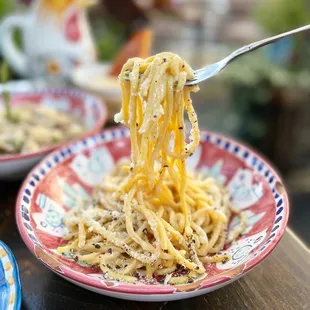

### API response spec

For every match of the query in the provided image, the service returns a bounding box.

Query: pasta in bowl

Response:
[0,89,107,179]
[0,104,85,154]
[16,53,288,301]
[16,127,289,301]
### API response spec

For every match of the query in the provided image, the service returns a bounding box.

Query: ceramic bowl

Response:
[16,127,289,302]
[0,241,22,310]
[0,89,107,179]
[70,63,121,120]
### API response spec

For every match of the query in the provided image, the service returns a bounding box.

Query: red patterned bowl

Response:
[0,89,107,179]
[16,127,289,301]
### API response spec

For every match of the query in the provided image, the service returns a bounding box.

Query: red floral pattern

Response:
[16,128,289,299]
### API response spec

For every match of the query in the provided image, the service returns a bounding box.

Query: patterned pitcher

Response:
[0,0,96,78]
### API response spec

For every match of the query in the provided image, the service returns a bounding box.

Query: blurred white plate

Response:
[70,63,121,120]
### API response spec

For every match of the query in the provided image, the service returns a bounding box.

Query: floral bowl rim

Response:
[15,126,289,299]
[0,88,107,162]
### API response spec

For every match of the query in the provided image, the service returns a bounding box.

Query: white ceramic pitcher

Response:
[0,0,96,78]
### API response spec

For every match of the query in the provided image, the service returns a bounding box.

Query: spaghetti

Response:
[59,52,246,284]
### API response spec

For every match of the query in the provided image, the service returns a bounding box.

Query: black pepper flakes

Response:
[178,126,183,130]
[94,244,100,249]
[163,164,169,168]
[222,257,229,264]
[143,228,148,234]
[188,279,194,283]
[108,248,112,254]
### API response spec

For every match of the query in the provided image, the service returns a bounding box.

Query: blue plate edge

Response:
[0,241,22,310]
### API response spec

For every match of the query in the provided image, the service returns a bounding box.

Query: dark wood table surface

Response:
[1,181,310,310]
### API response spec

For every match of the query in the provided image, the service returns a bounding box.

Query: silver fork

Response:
[186,24,310,86]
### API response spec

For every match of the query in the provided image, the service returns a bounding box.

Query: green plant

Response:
[1,61,12,120]
[0,0,16,19]
[254,0,310,71]
[221,51,310,151]
[225,1,310,152]
[222,51,310,89]
[0,0,23,53]
[254,0,310,34]
[93,18,126,61]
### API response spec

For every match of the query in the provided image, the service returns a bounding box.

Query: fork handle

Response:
[224,24,310,65]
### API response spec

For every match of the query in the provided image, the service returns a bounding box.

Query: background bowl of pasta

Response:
[0,89,107,179]
[70,63,121,121]
[16,126,289,302]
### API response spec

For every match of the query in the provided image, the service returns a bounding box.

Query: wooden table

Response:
[1,181,310,310]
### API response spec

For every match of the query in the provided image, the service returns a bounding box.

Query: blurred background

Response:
[0,0,309,243]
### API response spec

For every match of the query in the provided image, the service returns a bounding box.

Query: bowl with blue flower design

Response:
[16,127,289,302]
[0,88,107,179]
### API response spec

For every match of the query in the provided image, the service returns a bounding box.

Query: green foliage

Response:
[221,50,310,149]
[254,0,310,34]
[0,0,16,19]
[0,60,10,83]
[0,1,23,50]
[221,51,310,89]
[0,61,12,121]
[93,18,126,62]
[228,1,310,148]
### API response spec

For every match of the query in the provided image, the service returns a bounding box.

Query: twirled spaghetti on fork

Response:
[58,52,246,284]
